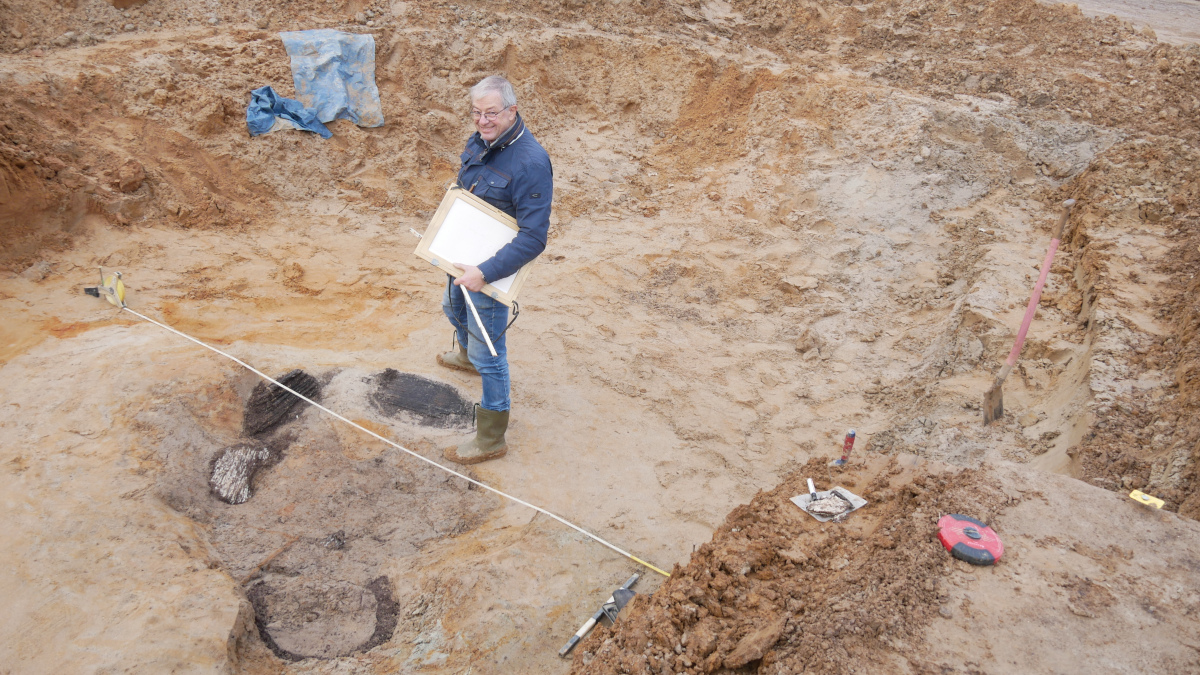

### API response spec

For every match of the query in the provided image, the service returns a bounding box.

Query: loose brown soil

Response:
[573,456,1011,674]
[574,455,1200,674]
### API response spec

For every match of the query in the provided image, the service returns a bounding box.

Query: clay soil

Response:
[2,0,1200,673]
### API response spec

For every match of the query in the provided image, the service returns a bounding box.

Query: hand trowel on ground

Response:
[792,478,868,522]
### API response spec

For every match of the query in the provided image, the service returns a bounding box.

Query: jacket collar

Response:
[469,114,525,158]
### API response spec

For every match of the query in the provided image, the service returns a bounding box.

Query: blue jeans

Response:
[442,276,510,412]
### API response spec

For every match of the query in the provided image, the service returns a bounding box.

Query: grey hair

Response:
[470,75,517,109]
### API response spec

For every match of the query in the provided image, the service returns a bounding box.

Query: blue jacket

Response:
[456,114,553,284]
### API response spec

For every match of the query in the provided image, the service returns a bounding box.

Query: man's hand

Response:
[452,263,486,292]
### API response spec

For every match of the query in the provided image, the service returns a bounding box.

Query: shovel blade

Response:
[612,588,637,611]
[983,382,1004,425]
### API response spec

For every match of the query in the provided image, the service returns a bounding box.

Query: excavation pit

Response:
[147,368,497,664]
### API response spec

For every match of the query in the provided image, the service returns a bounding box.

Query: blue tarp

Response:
[279,29,384,128]
[245,86,332,139]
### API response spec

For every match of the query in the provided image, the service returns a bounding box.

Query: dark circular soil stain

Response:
[248,575,400,661]
[369,369,474,429]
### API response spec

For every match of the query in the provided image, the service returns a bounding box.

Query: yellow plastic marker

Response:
[628,555,671,578]
[98,267,126,308]
[1129,490,1164,509]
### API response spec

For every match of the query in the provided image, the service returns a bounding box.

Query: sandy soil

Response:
[2,0,1200,673]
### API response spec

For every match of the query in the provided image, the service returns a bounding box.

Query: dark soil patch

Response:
[370,368,474,429]
[148,367,497,666]
[362,576,401,652]
[243,369,321,436]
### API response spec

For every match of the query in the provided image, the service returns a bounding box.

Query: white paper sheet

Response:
[427,199,518,293]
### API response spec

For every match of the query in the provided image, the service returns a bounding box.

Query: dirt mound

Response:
[1166,237,1200,518]
[574,455,1200,674]
[571,456,1009,674]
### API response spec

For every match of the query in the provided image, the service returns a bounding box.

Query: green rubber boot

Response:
[436,345,478,375]
[444,405,509,465]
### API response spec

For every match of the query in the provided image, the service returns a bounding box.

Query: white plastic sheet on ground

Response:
[279,29,384,128]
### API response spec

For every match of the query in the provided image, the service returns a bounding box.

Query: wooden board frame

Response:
[413,187,533,307]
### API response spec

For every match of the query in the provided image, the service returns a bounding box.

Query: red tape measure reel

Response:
[937,514,1003,566]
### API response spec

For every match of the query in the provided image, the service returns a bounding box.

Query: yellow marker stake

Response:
[1129,490,1164,509]
[629,555,672,579]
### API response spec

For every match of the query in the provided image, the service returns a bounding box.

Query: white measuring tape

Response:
[118,305,671,577]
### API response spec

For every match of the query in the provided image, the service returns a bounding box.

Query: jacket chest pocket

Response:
[473,168,513,211]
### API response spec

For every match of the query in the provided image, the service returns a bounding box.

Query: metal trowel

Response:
[793,479,869,522]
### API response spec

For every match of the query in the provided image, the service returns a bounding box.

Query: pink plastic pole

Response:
[1004,238,1060,368]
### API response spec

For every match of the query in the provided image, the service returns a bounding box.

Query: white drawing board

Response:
[413,187,534,306]
[429,199,518,293]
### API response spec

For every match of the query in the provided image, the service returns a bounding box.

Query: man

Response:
[439,75,553,465]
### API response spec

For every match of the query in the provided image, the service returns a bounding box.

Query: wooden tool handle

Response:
[1052,199,1076,240]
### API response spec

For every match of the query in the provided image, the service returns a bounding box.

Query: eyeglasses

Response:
[470,107,511,121]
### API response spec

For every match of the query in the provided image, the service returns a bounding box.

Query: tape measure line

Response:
[120,306,671,578]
